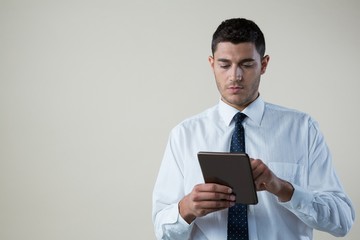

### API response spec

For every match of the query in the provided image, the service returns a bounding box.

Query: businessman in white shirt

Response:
[152,18,354,240]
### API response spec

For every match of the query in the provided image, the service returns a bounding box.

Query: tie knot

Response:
[233,112,247,124]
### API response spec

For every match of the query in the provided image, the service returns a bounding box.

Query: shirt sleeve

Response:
[279,119,355,237]
[152,129,194,240]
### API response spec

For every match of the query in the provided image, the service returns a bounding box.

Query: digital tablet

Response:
[197,152,258,204]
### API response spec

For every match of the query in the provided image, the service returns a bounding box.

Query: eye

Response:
[241,61,256,68]
[219,64,230,69]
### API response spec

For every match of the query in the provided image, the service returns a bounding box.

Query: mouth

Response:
[227,85,244,93]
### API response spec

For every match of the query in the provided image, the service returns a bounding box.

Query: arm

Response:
[152,133,235,239]
[281,120,355,236]
[250,120,355,237]
[152,137,191,240]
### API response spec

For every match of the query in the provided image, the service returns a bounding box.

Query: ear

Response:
[260,55,270,74]
[208,55,215,70]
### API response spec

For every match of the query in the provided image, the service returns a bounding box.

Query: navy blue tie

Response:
[227,112,248,240]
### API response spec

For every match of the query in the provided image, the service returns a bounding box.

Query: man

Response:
[152,18,354,239]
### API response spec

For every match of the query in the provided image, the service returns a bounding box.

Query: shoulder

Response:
[264,102,317,126]
[170,105,220,135]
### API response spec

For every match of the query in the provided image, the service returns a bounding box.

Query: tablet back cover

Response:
[197,152,258,205]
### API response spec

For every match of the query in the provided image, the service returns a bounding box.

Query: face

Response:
[209,42,269,111]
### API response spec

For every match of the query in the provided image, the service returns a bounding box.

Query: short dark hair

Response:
[211,18,266,57]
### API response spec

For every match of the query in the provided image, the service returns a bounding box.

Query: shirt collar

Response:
[219,96,265,127]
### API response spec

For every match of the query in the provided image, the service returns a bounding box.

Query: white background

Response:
[1,0,359,239]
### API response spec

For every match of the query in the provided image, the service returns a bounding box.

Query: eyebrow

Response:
[217,58,256,64]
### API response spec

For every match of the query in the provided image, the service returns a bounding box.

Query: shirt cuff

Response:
[160,202,194,239]
[178,211,194,226]
[279,184,314,215]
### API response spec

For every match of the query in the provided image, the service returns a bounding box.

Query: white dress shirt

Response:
[152,97,354,240]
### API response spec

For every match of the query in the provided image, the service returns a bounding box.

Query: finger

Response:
[192,200,236,216]
[192,190,236,202]
[196,199,236,209]
[250,160,271,190]
[195,183,233,194]
[251,160,266,179]
[251,158,262,170]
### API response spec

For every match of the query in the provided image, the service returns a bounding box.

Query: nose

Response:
[230,66,243,81]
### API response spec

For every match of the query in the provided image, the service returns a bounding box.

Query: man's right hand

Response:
[178,183,236,224]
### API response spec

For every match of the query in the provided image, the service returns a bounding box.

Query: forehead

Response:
[213,42,261,61]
